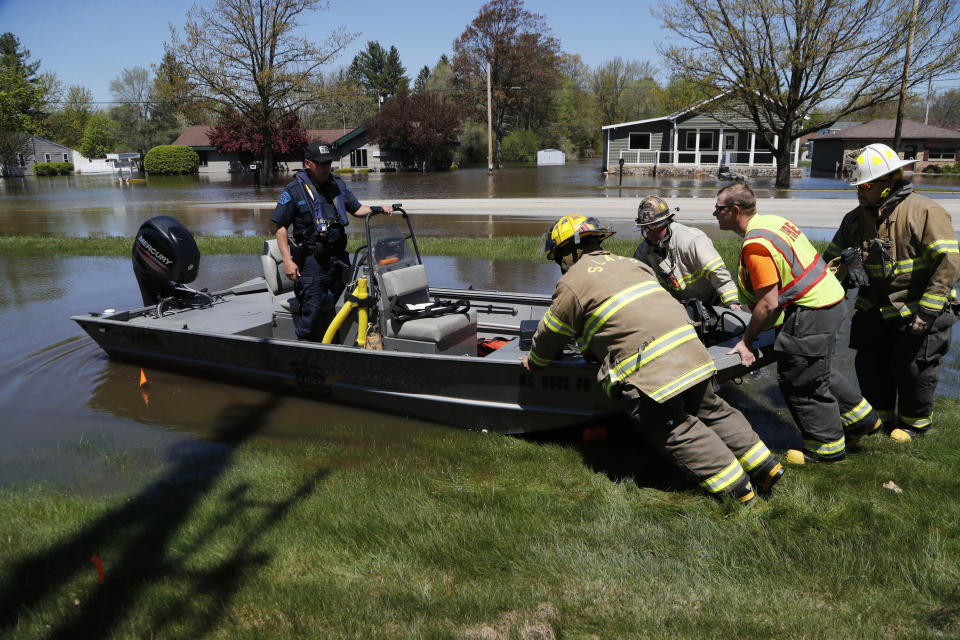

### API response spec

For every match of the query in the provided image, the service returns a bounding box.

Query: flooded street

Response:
[2,163,959,238]
[2,164,959,494]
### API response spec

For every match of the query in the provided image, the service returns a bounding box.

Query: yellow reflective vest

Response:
[736,215,844,327]
[527,250,716,402]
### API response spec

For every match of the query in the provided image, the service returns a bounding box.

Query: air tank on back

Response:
[132,216,201,306]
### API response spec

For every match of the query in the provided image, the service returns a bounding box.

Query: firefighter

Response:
[520,214,783,503]
[824,143,960,439]
[633,195,741,310]
[716,183,885,464]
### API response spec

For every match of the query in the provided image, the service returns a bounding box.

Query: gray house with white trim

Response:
[602,95,801,177]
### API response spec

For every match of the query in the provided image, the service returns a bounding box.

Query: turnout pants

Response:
[619,380,776,497]
[293,252,347,340]
[774,301,848,460]
[850,308,957,433]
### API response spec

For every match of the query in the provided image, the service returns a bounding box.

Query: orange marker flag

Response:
[139,368,150,406]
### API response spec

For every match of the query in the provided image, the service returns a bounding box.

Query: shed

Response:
[536,149,566,165]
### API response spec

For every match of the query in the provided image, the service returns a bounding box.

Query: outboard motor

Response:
[132,216,201,306]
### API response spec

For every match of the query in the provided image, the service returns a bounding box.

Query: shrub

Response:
[502,129,540,162]
[144,145,199,175]
[33,161,74,176]
[356,167,371,174]
[333,167,354,174]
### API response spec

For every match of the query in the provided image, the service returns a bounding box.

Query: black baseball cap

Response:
[304,141,336,163]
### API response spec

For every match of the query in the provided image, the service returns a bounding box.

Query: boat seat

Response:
[378,264,476,353]
[262,238,299,312]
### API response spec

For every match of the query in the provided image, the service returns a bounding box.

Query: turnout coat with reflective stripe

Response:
[527,251,716,402]
[737,214,844,327]
[633,222,740,306]
[824,191,960,321]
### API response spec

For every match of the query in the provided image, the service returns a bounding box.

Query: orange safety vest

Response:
[737,215,843,325]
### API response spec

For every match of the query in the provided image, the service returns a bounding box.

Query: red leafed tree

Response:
[208,110,308,159]
[368,93,463,170]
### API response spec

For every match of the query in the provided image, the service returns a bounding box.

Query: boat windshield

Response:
[368,215,420,274]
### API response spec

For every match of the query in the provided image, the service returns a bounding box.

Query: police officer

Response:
[522,214,784,503]
[633,195,741,310]
[825,143,960,439]
[717,183,884,464]
[271,142,393,340]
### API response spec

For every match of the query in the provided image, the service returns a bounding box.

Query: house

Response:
[3,135,78,176]
[171,125,384,173]
[601,95,802,178]
[809,119,960,174]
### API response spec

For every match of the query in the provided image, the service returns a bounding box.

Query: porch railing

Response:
[617,149,792,166]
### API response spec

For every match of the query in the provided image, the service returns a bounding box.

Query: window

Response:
[63,153,69,162]
[628,133,651,150]
[684,131,714,150]
[725,134,737,150]
[197,151,208,166]
[44,153,51,162]
[928,148,956,160]
[16,153,24,166]
[350,148,368,167]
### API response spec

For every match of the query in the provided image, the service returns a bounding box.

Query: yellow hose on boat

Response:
[322,278,369,346]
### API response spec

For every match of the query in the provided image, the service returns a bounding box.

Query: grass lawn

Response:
[1,399,958,638]
[1,235,958,637]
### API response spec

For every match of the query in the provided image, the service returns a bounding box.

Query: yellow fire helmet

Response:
[539,214,614,260]
[844,143,915,186]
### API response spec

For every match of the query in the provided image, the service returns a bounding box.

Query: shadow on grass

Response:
[0,395,328,638]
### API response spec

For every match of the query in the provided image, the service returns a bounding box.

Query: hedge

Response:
[144,145,199,175]
[33,162,74,176]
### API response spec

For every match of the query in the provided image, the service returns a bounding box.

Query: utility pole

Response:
[893,0,919,152]
[486,61,493,175]
[925,78,933,125]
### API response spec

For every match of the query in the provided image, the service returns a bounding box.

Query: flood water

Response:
[3,164,960,495]
[1,162,959,238]
[3,251,959,495]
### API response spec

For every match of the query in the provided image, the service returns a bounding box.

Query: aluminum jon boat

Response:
[72,208,774,434]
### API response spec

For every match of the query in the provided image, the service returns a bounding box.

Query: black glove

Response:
[840,246,869,289]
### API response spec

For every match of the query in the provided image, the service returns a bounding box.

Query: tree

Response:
[928,88,960,129]
[555,53,598,157]
[659,0,960,187]
[43,85,94,149]
[453,0,561,166]
[167,0,355,183]
[109,66,153,154]
[208,109,308,161]
[152,52,210,125]
[349,41,409,101]
[300,68,377,129]
[591,58,659,126]
[0,32,45,134]
[368,93,463,170]
[79,114,116,158]
[413,66,430,94]
[0,130,31,176]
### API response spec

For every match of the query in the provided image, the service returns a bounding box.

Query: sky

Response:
[0,0,665,105]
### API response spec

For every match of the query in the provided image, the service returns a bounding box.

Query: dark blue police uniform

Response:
[271,169,361,340]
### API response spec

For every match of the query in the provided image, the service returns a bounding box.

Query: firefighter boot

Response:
[785,449,846,465]
[749,457,784,496]
[882,423,914,443]
[846,417,882,447]
[728,477,756,505]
